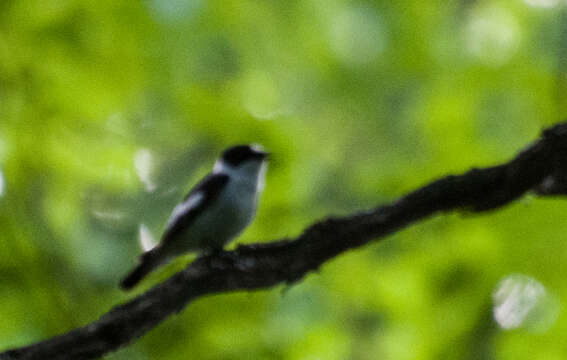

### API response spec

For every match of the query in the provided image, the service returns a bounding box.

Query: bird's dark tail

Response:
[120,248,164,290]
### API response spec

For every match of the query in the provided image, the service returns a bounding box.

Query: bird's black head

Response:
[221,144,269,167]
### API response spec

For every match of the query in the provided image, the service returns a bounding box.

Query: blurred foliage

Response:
[1,0,567,359]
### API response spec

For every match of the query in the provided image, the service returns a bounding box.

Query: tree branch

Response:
[3,121,567,360]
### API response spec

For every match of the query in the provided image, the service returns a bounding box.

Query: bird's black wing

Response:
[160,173,229,244]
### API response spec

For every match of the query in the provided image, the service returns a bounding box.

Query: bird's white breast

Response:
[175,160,265,252]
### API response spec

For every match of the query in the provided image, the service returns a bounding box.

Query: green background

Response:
[1,0,567,359]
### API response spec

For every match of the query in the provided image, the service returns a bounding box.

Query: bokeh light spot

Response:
[466,7,521,66]
[0,168,4,197]
[328,5,386,66]
[524,0,560,8]
[91,209,126,222]
[240,71,283,120]
[493,274,560,332]
[135,148,157,192]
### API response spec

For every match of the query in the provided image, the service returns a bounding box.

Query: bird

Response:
[120,144,269,290]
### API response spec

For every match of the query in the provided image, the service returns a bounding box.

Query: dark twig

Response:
[3,121,567,360]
